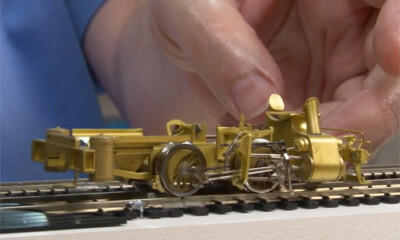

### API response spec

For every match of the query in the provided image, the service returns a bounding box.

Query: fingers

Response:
[362,0,386,9]
[363,0,399,76]
[372,0,400,76]
[149,0,283,123]
[320,65,400,151]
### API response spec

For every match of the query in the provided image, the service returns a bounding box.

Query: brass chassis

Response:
[30,95,371,197]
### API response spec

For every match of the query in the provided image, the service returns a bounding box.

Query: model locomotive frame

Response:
[32,95,370,197]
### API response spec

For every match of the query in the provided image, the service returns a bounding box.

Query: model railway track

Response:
[1,165,399,200]
[2,177,400,208]
[1,165,399,210]
[1,165,399,233]
[2,164,398,195]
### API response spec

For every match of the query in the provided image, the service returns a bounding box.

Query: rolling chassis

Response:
[32,95,370,197]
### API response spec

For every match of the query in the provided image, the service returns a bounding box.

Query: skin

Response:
[84,0,400,152]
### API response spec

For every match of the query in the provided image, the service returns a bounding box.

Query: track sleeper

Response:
[232,203,254,213]
[381,196,400,204]
[277,201,298,210]
[144,208,169,219]
[360,197,380,205]
[184,207,209,216]
[208,204,232,214]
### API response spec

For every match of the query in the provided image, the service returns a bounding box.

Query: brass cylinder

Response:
[89,135,114,182]
[302,97,321,135]
[47,127,70,137]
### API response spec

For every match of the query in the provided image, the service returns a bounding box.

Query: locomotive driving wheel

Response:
[244,139,280,193]
[157,143,206,197]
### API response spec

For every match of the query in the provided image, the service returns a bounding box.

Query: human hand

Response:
[84,0,399,151]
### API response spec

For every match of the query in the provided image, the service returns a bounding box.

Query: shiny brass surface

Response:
[32,129,95,174]
[31,95,371,197]
[263,95,365,184]
[302,97,321,135]
[72,128,143,138]
[268,94,285,111]
[89,135,114,182]
[302,135,345,182]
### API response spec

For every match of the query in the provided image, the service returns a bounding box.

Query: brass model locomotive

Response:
[32,95,370,197]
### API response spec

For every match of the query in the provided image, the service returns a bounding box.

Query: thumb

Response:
[149,0,283,122]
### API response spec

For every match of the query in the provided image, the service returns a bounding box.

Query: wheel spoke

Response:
[245,140,280,193]
[159,144,206,197]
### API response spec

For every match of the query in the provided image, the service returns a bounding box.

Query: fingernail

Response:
[231,75,274,120]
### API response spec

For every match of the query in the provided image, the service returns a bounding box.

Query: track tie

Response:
[360,197,380,205]
[320,198,340,208]
[232,203,254,213]
[168,209,184,218]
[115,208,139,220]
[340,197,360,207]
[207,204,232,214]
[255,200,277,212]
[299,200,319,209]
[144,208,169,219]
[380,196,400,204]
[184,207,209,216]
[277,200,298,210]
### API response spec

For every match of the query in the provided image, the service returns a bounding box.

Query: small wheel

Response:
[244,139,280,193]
[157,143,206,197]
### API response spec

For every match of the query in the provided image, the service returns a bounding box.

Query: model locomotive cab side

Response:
[32,94,370,197]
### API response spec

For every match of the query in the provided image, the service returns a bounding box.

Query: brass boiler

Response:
[264,97,345,182]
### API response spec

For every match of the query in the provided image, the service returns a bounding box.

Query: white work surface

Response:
[2,203,400,240]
